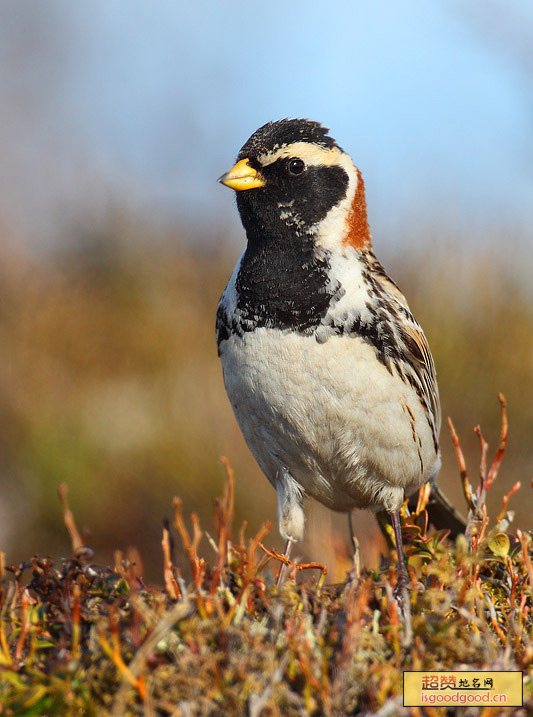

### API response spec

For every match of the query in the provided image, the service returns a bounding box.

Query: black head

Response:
[237,118,341,160]
[219,118,354,245]
[217,120,370,338]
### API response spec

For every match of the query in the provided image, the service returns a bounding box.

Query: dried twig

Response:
[474,425,489,492]
[448,394,510,550]
[14,590,30,665]
[259,543,327,586]
[448,417,474,511]
[161,527,180,600]
[173,499,206,591]
[58,483,83,555]
[111,601,194,717]
[516,529,533,589]
[211,456,235,591]
[248,653,290,717]
[496,481,521,524]
[485,393,508,489]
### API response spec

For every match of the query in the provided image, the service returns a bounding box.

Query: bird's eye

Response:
[287,158,305,176]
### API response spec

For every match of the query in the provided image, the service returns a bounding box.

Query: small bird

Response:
[216,119,462,592]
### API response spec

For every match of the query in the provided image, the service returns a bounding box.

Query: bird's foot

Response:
[275,538,293,589]
[393,566,413,645]
[393,566,411,604]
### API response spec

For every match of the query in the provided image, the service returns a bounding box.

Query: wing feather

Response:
[367,253,441,442]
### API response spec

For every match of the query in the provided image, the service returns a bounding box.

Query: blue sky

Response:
[0,1,531,249]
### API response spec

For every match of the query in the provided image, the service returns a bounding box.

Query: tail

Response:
[408,484,466,539]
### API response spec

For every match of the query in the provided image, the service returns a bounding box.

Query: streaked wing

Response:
[367,252,441,444]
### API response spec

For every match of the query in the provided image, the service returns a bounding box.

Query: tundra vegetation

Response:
[0,394,532,715]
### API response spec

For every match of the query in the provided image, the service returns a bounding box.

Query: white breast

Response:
[219,325,440,514]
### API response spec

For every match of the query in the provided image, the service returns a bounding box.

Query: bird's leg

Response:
[390,510,410,600]
[390,509,413,644]
[347,511,360,580]
[275,468,304,588]
[276,538,293,588]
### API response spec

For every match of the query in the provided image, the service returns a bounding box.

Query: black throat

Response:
[235,216,337,334]
[227,155,349,336]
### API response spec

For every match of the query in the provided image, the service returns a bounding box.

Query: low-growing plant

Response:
[0,398,531,716]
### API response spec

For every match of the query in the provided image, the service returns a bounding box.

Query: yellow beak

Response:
[218,158,265,191]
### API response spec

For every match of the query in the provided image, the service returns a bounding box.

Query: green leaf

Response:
[487,532,510,558]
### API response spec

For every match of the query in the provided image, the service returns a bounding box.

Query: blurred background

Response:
[0,1,531,582]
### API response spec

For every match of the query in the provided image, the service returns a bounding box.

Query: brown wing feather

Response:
[399,322,441,435]
[366,252,441,440]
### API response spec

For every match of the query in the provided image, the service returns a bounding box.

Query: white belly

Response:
[220,328,440,513]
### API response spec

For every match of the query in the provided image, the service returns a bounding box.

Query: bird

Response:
[216,118,464,594]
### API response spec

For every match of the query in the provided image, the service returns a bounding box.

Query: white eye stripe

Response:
[257,142,346,168]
